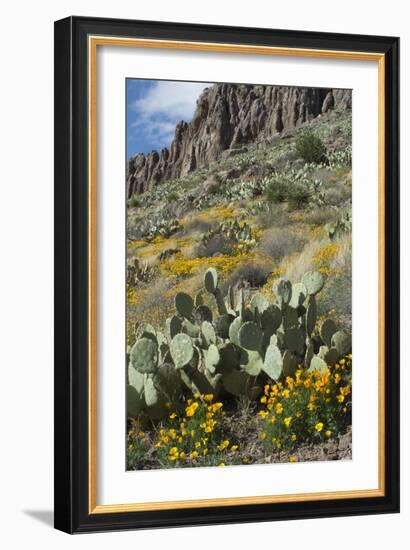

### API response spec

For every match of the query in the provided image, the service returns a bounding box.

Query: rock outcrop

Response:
[127,84,352,197]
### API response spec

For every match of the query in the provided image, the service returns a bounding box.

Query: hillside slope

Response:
[127,84,351,196]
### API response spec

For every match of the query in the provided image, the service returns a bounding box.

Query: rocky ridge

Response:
[127,84,351,197]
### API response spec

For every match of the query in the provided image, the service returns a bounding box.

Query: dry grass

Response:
[258,226,306,262]
[280,239,324,282]
[304,206,338,226]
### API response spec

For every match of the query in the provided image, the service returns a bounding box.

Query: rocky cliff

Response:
[127,84,351,197]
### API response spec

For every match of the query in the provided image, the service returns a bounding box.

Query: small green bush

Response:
[287,184,312,210]
[227,262,270,289]
[266,178,289,204]
[128,195,140,208]
[167,191,179,202]
[296,130,327,164]
[266,177,311,211]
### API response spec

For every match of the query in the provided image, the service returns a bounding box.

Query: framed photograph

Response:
[54,16,400,533]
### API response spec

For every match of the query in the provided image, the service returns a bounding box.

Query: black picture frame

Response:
[54,15,400,534]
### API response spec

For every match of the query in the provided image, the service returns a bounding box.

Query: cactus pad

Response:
[302,271,325,296]
[222,369,251,397]
[240,349,264,376]
[175,292,194,318]
[130,337,158,373]
[261,304,282,333]
[289,282,307,308]
[228,316,243,346]
[204,344,220,373]
[250,293,269,314]
[282,350,298,377]
[213,315,232,339]
[305,342,314,368]
[201,320,216,347]
[284,327,305,354]
[324,347,340,367]
[195,305,213,324]
[218,342,240,372]
[239,321,263,351]
[128,365,145,393]
[320,318,337,347]
[144,376,159,407]
[127,385,144,417]
[276,278,292,305]
[169,315,183,339]
[204,267,218,293]
[331,331,352,356]
[263,343,283,381]
[309,355,329,373]
[305,295,317,336]
[170,333,194,369]
[283,306,299,330]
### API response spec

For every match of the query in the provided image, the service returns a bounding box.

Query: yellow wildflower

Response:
[315,422,324,432]
[275,403,284,415]
[185,402,199,417]
[284,416,292,428]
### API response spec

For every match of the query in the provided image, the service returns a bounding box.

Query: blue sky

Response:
[126,79,211,159]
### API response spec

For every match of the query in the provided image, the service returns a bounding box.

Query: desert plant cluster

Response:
[126,108,352,469]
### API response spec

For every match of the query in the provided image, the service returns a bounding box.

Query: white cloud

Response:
[130,81,211,150]
[134,81,210,120]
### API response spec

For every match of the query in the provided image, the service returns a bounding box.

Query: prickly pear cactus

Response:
[127,266,350,418]
[170,333,194,369]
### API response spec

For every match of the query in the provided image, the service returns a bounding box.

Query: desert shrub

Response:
[128,195,140,208]
[196,234,235,258]
[167,191,179,202]
[266,177,311,211]
[266,177,289,204]
[257,203,290,229]
[258,357,352,453]
[286,183,312,210]
[227,262,270,289]
[258,227,306,262]
[296,130,327,164]
[323,184,351,207]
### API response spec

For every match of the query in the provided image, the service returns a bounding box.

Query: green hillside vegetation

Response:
[126,109,352,469]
